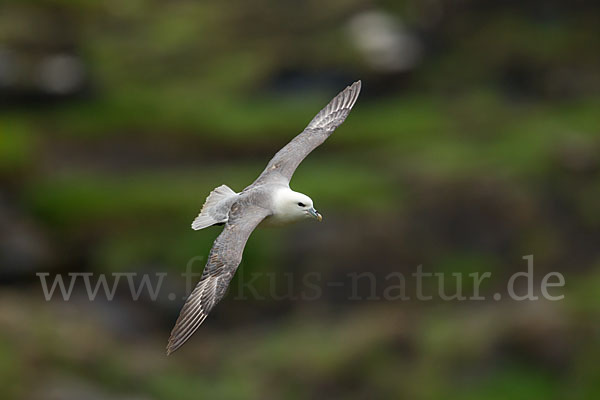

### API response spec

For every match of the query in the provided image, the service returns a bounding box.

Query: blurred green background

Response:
[1,1,600,399]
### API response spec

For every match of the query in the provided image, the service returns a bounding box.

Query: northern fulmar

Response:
[167,81,362,354]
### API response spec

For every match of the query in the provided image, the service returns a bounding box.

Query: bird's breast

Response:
[260,213,301,228]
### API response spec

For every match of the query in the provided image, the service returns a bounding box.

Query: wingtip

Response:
[165,338,178,356]
[343,80,360,93]
[166,323,184,356]
[306,79,362,130]
[165,328,185,356]
[343,80,361,109]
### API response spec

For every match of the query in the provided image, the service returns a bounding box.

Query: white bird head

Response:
[273,188,322,223]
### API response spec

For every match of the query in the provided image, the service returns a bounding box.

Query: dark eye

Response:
[297,202,305,207]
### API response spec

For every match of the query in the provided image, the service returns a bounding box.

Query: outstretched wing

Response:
[167,203,270,355]
[255,80,361,184]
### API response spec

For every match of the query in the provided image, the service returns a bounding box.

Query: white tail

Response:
[191,184,236,230]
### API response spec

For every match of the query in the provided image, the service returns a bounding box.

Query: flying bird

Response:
[167,81,362,355]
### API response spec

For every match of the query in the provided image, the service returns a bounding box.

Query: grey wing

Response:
[167,203,270,355]
[254,80,361,184]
